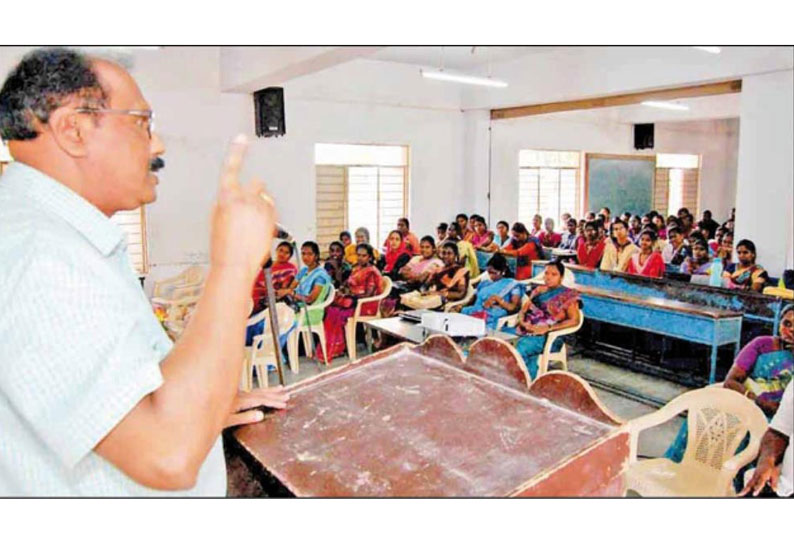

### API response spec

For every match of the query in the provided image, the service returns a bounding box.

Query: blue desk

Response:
[574,285,742,384]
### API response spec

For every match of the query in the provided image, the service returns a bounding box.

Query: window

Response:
[315,144,408,252]
[654,154,700,217]
[518,149,580,225]
[111,207,149,275]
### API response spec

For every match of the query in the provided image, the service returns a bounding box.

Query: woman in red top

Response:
[576,220,606,269]
[625,229,665,278]
[500,222,540,280]
[251,241,298,313]
[538,218,562,248]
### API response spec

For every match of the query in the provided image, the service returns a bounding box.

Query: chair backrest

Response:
[676,388,768,472]
[470,271,489,286]
[253,303,296,356]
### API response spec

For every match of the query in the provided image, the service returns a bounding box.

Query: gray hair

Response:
[354,227,371,243]
[0,47,106,141]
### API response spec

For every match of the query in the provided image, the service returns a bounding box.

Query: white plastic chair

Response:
[153,294,201,340]
[152,265,205,300]
[538,308,584,375]
[625,387,768,497]
[345,276,392,361]
[288,284,336,367]
[245,303,298,389]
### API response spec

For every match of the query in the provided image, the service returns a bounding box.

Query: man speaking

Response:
[0,48,285,496]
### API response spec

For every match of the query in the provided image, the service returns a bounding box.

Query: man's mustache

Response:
[150,157,165,172]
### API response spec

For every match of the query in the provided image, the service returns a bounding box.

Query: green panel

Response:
[588,157,655,216]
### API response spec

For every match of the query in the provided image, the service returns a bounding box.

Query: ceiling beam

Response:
[490,80,742,120]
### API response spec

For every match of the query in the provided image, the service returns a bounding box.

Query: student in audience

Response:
[740,381,793,498]
[500,222,539,280]
[251,241,298,314]
[559,218,579,251]
[382,230,412,280]
[324,241,352,289]
[396,218,420,256]
[677,207,690,220]
[339,231,352,249]
[467,214,484,242]
[508,260,581,380]
[585,211,596,222]
[599,207,612,224]
[345,227,379,266]
[455,213,470,241]
[667,305,794,474]
[662,226,690,266]
[625,229,665,278]
[723,239,769,292]
[722,208,736,231]
[699,210,720,239]
[452,254,524,329]
[680,213,695,237]
[652,215,667,240]
[560,213,572,229]
[666,215,680,229]
[284,241,332,306]
[710,227,725,254]
[576,219,586,239]
[680,238,713,276]
[317,243,383,362]
[717,231,734,265]
[600,219,638,273]
[402,241,469,310]
[436,222,448,244]
[538,218,562,248]
[620,211,632,224]
[628,215,642,244]
[530,214,543,237]
[399,236,444,287]
[596,214,608,233]
[576,221,606,269]
[446,222,480,278]
[494,220,511,247]
[470,216,495,249]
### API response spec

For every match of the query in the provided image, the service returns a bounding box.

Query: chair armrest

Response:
[497,314,519,330]
[353,289,389,319]
[627,402,687,462]
[247,309,268,327]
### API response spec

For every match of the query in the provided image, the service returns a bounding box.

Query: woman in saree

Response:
[470,217,495,249]
[680,237,713,276]
[722,239,769,292]
[382,230,412,280]
[505,260,581,380]
[500,222,540,280]
[401,241,469,310]
[251,241,298,314]
[665,305,794,477]
[324,241,352,289]
[317,243,383,362]
[452,253,524,330]
[344,227,380,266]
[625,229,665,278]
[446,222,480,278]
[283,241,332,307]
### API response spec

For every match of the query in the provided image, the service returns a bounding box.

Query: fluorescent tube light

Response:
[420,69,508,88]
[693,46,721,54]
[641,101,690,111]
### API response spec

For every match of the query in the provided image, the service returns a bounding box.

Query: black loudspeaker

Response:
[254,87,285,137]
[634,123,654,150]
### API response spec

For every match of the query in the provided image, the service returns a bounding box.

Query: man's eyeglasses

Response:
[74,108,155,138]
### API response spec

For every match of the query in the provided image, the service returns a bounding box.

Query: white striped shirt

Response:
[0,162,225,496]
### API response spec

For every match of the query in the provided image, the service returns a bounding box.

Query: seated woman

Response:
[600,219,638,273]
[436,222,448,244]
[494,220,511,248]
[283,241,333,308]
[399,236,444,287]
[317,243,383,362]
[500,222,540,280]
[452,253,523,330]
[344,227,380,266]
[652,214,667,241]
[680,237,712,276]
[505,260,581,380]
[625,229,665,278]
[339,230,352,251]
[401,241,469,311]
[538,218,562,248]
[251,241,298,314]
[665,305,794,470]
[723,239,769,292]
[324,241,352,289]
[445,222,480,278]
[382,230,412,280]
[470,217,495,250]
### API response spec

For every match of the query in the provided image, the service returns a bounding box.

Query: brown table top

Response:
[234,347,616,497]
[574,284,743,320]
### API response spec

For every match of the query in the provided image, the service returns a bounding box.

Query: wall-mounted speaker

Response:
[254,87,285,138]
[634,123,654,150]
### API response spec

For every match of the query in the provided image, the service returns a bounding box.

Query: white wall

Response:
[734,70,794,277]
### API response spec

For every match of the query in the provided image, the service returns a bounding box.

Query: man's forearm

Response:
[757,429,789,469]
[154,264,254,472]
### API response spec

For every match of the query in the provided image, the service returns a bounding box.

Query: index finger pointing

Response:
[220,134,249,191]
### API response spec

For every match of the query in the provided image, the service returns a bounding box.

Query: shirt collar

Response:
[1,162,124,256]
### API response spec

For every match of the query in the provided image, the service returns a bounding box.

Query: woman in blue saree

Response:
[664,304,794,485]
[506,260,581,380]
[452,253,523,329]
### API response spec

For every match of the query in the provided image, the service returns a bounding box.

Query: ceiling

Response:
[371,46,561,71]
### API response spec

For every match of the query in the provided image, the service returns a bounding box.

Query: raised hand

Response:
[210,135,277,282]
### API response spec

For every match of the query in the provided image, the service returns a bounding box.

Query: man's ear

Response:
[47,108,90,158]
